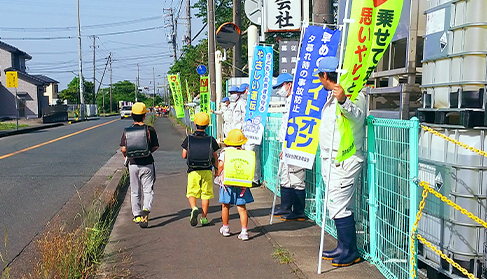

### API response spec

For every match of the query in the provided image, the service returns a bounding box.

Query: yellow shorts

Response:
[186,170,214,200]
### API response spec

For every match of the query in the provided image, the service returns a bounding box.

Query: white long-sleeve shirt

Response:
[279,95,292,143]
[232,96,247,130]
[319,91,366,160]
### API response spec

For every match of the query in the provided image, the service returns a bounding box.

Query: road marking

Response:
[0,119,119,161]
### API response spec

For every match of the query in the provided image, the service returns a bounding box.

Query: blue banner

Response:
[283,26,341,169]
[243,45,274,145]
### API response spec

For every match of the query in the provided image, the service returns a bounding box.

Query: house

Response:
[0,41,53,119]
[34,75,59,105]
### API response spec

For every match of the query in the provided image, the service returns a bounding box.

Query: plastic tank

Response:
[418,127,487,276]
[422,0,487,109]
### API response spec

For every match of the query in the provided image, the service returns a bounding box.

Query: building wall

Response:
[44,83,58,105]
[0,50,14,118]
[17,80,41,119]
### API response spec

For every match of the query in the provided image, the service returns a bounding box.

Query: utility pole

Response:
[77,0,85,119]
[208,0,216,102]
[109,52,112,113]
[186,0,191,45]
[164,8,178,63]
[313,0,333,24]
[233,0,243,77]
[153,67,156,109]
[92,35,96,105]
[136,64,139,102]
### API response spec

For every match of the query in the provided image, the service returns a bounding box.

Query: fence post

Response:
[409,117,419,279]
[366,116,377,262]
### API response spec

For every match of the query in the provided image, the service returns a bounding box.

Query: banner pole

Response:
[317,0,352,274]
[269,160,283,225]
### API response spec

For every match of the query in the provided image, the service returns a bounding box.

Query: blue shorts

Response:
[218,185,254,205]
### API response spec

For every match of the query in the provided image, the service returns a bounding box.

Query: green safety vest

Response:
[223,149,255,188]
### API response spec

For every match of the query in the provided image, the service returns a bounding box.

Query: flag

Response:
[243,45,274,145]
[199,76,210,115]
[283,26,341,169]
[167,74,185,118]
[335,0,403,163]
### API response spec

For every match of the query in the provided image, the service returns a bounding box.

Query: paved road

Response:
[0,116,132,264]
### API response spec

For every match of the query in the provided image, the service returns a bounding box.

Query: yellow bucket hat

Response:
[224,129,248,146]
[194,112,210,126]
[132,102,149,115]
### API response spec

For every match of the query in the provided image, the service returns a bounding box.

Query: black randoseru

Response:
[187,135,213,169]
[125,125,151,158]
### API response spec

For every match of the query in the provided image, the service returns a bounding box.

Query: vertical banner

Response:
[185,79,191,103]
[243,45,274,145]
[283,26,341,169]
[199,76,210,115]
[185,79,195,120]
[167,74,185,118]
[335,0,403,162]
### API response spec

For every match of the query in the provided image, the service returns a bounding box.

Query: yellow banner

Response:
[6,71,18,88]
[167,74,186,118]
[336,0,403,162]
[199,76,210,115]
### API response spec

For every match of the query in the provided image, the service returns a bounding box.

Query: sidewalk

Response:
[99,117,384,279]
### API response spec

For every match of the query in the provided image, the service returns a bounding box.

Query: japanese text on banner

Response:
[167,74,186,118]
[243,45,273,145]
[283,26,341,169]
[335,0,403,163]
[199,76,210,116]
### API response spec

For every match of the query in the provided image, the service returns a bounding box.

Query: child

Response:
[120,102,159,228]
[181,112,219,226]
[217,129,255,241]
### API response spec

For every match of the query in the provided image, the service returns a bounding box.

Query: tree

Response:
[58,77,94,104]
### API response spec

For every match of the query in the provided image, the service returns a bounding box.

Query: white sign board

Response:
[425,8,445,35]
[266,0,301,32]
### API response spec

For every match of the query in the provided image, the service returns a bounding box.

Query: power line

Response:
[1,26,165,40]
[0,15,162,32]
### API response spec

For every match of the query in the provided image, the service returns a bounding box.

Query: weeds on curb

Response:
[1,228,10,279]
[272,248,292,264]
[22,171,129,279]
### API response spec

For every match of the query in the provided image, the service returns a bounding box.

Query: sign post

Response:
[6,71,19,130]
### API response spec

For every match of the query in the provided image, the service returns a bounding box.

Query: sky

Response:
[0,0,203,91]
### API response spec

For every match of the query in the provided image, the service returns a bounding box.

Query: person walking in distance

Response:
[181,112,220,227]
[316,57,366,267]
[120,102,159,228]
[271,73,307,221]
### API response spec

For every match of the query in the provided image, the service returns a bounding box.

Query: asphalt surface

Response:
[99,116,385,279]
[0,116,131,266]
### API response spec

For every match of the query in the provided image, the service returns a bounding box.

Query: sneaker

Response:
[190,207,199,227]
[200,217,209,226]
[132,216,141,224]
[238,231,249,241]
[219,225,230,237]
[139,209,150,228]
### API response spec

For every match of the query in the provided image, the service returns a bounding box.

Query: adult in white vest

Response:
[212,96,232,138]
[271,73,307,221]
[317,56,366,267]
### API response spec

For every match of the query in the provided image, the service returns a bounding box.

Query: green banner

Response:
[199,76,210,115]
[336,0,403,162]
[167,74,186,118]
[185,79,191,103]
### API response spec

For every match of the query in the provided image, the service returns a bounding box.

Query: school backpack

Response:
[187,134,213,169]
[125,125,151,158]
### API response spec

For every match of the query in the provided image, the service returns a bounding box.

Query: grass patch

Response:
[272,248,292,264]
[0,123,29,131]
[21,171,129,279]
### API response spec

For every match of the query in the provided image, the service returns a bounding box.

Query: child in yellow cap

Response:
[217,129,255,241]
[181,112,219,226]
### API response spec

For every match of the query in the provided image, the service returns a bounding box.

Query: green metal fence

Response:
[260,114,419,279]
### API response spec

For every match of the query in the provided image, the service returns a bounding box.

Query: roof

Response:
[4,67,46,86]
[33,75,59,84]
[0,41,32,60]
